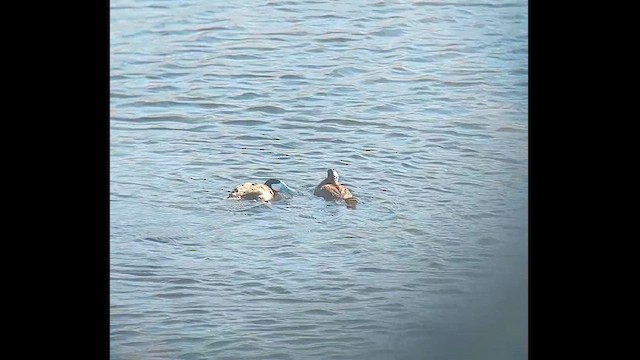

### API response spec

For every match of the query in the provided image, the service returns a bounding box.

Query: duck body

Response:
[314,169,357,207]
[227,178,292,202]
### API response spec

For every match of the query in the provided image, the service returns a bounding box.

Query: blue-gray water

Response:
[110,0,528,359]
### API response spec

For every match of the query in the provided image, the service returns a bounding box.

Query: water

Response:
[110,0,528,359]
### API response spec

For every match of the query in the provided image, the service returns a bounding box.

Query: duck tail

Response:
[345,197,358,209]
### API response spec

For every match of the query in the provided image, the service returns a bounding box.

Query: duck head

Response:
[326,169,339,185]
[264,178,293,194]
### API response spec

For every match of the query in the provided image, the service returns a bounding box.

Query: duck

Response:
[227,178,293,202]
[314,169,357,208]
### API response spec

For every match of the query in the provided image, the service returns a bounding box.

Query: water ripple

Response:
[111,0,528,358]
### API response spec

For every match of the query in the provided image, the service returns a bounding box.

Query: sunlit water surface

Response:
[111,0,528,359]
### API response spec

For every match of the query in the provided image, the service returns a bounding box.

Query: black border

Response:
[31,0,110,357]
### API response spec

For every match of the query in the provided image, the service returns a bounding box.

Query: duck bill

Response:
[273,181,294,194]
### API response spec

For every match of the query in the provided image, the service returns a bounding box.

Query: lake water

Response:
[110,0,528,359]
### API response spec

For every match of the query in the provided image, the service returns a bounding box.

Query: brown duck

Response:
[314,169,357,208]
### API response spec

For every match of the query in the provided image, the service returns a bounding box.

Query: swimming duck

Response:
[227,179,293,202]
[314,169,357,208]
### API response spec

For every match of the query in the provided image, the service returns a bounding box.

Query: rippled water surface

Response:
[111,0,528,359]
